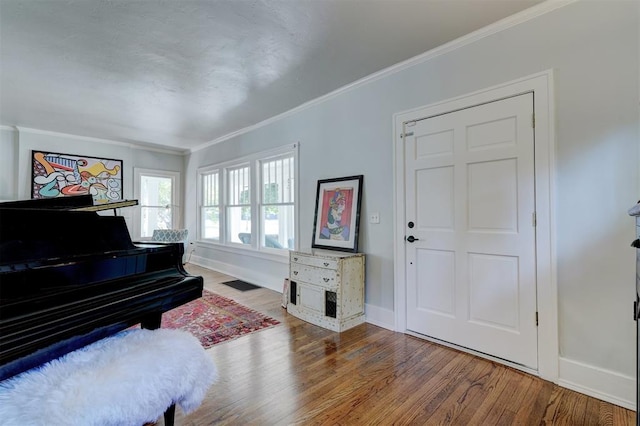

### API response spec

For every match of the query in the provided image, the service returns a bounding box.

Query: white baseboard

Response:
[189,257,636,411]
[191,257,637,411]
[364,303,395,331]
[188,254,284,293]
[190,255,397,332]
[558,357,635,410]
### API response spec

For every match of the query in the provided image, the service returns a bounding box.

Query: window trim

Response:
[133,168,181,240]
[258,152,296,253]
[196,143,299,256]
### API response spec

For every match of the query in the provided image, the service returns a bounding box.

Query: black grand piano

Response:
[0,195,203,382]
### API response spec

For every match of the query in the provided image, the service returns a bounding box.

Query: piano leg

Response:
[164,403,176,426]
[142,312,175,425]
[140,312,162,329]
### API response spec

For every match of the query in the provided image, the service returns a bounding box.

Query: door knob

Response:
[406,235,419,243]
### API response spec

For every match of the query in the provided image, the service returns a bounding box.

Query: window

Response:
[134,169,180,239]
[198,143,297,254]
[227,165,251,244]
[260,154,295,250]
[201,170,220,240]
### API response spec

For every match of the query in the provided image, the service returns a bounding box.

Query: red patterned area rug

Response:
[160,289,280,349]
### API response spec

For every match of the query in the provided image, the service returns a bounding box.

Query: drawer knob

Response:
[293,257,298,261]
[323,262,329,267]
[293,271,298,275]
[323,277,330,282]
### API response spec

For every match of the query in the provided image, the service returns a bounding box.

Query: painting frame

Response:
[311,175,363,253]
[31,150,123,204]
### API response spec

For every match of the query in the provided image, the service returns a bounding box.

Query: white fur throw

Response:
[0,328,217,426]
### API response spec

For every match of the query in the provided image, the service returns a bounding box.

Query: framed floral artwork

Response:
[311,175,363,253]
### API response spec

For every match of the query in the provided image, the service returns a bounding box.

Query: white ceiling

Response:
[0,0,543,152]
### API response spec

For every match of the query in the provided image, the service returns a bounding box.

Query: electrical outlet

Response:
[369,212,380,224]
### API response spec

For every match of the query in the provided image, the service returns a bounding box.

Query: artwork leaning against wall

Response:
[311,175,363,253]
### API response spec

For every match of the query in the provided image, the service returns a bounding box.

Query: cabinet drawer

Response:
[290,253,338,270]
[290,263,337,287]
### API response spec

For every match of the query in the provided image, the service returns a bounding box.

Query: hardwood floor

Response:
[172,264,635,425]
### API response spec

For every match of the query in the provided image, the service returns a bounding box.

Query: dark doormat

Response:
[221,280,262,291]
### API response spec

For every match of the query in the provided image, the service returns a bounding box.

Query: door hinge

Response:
[535,311,539,326]
[401,120,417,138]
[532,212,537,227]
[532,113,536,128]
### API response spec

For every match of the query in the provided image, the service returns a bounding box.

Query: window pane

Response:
[228,166,250,206]
[141,176,172,206]
[228,206,251,244]
[201,170,220,241]
[203,172,219,205]
[202,207,219,240]
[261,156,294,203]
[141,206,172,237]
[262,205,294,249]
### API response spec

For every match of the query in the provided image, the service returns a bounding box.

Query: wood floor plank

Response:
[168,264,635,426]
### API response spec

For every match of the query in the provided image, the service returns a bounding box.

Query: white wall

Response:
[0,127,186,234]
[185,0,639,407]
[0,127,18,200]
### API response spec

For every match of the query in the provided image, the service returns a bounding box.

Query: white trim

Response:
[293,142,300,251]
[191,1,575,153]
[558,357,635,410]
[364,303,395,331]
[188,254,284,292]
[196,167,222,243]
[189,255,396,331]
[197,143,299,172]
[133,168,182,239]
[393,70,558,381]
[193,240,289,264]
[14,126,186,155]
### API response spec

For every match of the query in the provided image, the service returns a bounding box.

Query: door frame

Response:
[393,70,558,382]
[133,167,181,240]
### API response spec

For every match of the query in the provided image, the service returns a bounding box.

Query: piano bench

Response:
[0,328,217,426]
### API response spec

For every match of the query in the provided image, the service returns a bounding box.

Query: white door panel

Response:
[405,93,537,369]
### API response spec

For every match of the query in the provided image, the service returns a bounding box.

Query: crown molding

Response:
[12,126,186,156]
[191,0,577,153]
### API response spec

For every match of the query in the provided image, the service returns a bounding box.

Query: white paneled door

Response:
[404,93,537,369]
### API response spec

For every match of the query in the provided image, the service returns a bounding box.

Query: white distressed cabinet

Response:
[288,251,365,332]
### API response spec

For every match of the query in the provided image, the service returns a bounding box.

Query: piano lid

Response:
[0,194,95,209]
[0,195,138,213]
[0,196,139,266]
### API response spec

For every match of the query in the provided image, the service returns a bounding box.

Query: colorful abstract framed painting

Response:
[31,150,123,204]
[311,175,363,253]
